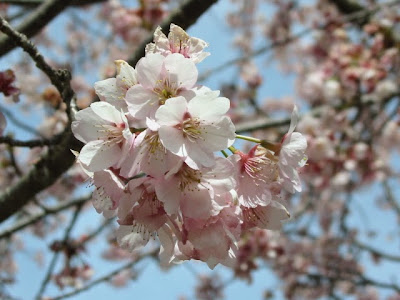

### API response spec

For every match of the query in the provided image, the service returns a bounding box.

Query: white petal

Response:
[79,140,121,172]
[155,179,181,215]
[199,117,236,151]
[164,53,197,89]
[158,225,175,268]
[126,85,159,119]
[155,96,187,126]
[288,105,299,134]
[159,126,187,157]
[188,93,229,119]
[91,187,116,218]
[91,102,124,124]
[72,107,105,143]
[115,60,137,89]
[94,78,121,103]
[117,225,148,252]
[259,202,290,230]
[136,53,164,89]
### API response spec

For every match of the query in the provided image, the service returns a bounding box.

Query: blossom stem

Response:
[235,134,261,143]
[129,127,146,133]
[220,150,228,158]
[260,140,280,154]
[228,146,237,154]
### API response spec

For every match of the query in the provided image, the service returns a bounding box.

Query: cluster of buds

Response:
[71,24,307,268]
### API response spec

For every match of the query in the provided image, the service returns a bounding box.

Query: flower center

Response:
[181,118,202,142]
[154,78,178,105]
[96,123,125,145]
[178,166,202,192]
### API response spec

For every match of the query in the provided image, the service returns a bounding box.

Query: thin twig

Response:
[0,16,74,114]
[0,134,63,147]
[0,0,73,57]
[0,0,219,224]
[354,240,400,263]
[199,0,400,81]
[82,218,114,244]
[0,195,91,239]
[50,247,159,300]
[2,0,106,7]
[35,203,84,300]
[0,103,44,137]
[382,180,400,217]
[6,145,22,176]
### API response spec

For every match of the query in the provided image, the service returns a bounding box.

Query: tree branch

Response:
[1,0,106,6]
[0,16,74,113]
[0,0,220,224]
[50,247,159,300]
[0,128,81,223]
[0,135,62,147]
[35,203,84,300]
[127,0,219,67]
[0,195,90,239]
[0,0,73,57]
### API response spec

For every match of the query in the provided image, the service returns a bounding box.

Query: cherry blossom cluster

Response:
[71,24,307,268]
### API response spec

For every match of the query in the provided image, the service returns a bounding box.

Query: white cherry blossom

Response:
[145,24,210,63]
[278,106,308,193]
[71,102,133,172]
[125,53,197,120]
[94,60,137,110]
[155,93,236,169]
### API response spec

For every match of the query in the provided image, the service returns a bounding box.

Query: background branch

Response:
[0,0,73,57]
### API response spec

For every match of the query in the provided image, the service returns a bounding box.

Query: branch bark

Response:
[0,0,73,57]
[0,0,220,224]
[1,0,106,6]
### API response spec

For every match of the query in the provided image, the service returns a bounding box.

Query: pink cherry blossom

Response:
[278,106,308,193]
[0,69,19,97]
[119,129,183,179]
[116,178,170,252]
[91,169,125,218]
[155,94,236,169]
[71,102,133,172]
[125,53,198,120]
[175,206,242,269]
[94,60,138,110]
[230,145,281,208]
[242,201,290,230]
[145,24,210,63]
[153,157,236,220]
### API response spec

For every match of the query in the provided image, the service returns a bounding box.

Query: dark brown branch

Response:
[6,145,22,176]
[0,16,74,113]
[199,0,400,82]
[0,128,81,223]
[235,90,400,133]
[0,0,73,57]
[0,135,62,147]
[0,0,220,224]
[1,0,106,7]
[127,0,219,67]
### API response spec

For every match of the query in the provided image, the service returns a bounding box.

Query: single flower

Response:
[155,93,235,169]
[145,24,210,63]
